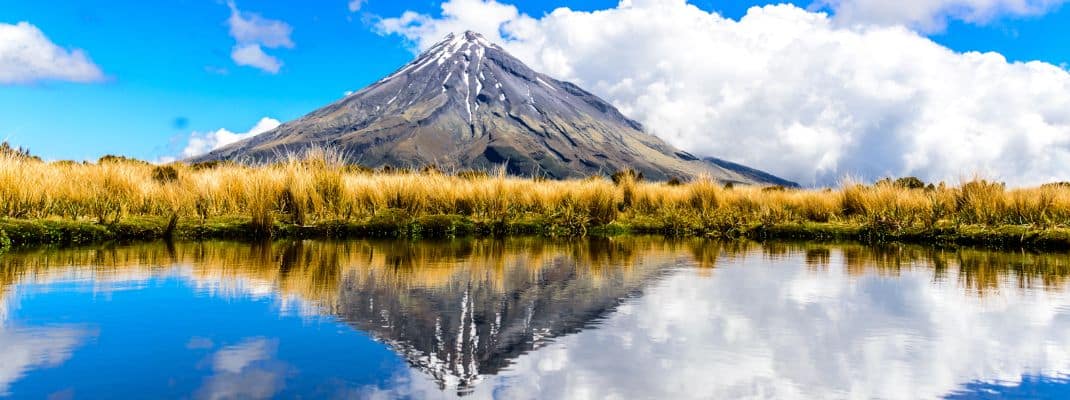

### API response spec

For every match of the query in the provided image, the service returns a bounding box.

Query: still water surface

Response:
[1,238,1070,399]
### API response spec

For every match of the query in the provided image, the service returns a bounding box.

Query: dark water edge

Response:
[2,215,1070,252]
[2,238,1070,399]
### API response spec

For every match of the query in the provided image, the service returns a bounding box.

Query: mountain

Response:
[192,31,794,186]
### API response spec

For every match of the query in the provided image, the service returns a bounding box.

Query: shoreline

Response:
[2,215,1068,252]
[4,154,1070,254]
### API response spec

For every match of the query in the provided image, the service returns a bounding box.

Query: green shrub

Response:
[457,170,488,180]
[339,164,371,174]
[152,165,180,184]
[894,177,927,189]
[0,229,10,253]
[188,160,229,171]
[0,220,112,246]
[99,155,150,165]
[762,185,787,192]
[1042,182,1070,189]
[364,208,410,237]
[876,176,927,190]
[415,214,471,238]
[611,169,644,185]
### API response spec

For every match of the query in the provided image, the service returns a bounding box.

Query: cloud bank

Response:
[0,22,104,85]
[226,1,294,74]
[816,0,1068,32]
[376,0,1070,186]
[181,117,280,158]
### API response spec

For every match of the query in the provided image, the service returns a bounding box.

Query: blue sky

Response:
[1,0,640,160]
[2,0,1070,183]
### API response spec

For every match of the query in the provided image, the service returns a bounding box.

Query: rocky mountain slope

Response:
[192,31,794,186]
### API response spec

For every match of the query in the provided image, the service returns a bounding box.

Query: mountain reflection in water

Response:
[0,239,1069,399]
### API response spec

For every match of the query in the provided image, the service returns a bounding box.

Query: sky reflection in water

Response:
[1,239,1069,399]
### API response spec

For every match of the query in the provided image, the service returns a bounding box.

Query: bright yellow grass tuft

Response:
[2,151,1070,232]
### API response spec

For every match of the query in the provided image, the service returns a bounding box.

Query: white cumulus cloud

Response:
[0,22,104,85]
[230,44,281,74]
[226,1,294,74]
[348,0,367,12]
[377,0,1070,186]
[815,0,1068,32]
[181,117,281,158]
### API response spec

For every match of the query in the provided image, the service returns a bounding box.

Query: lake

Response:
[1,238,1069,399]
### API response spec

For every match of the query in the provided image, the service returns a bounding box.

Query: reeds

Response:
[1,150,1069,239]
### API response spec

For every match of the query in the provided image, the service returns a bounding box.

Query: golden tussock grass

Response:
[1,149,1070,242]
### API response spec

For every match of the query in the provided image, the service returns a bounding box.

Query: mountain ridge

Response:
[192,31,795,186]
